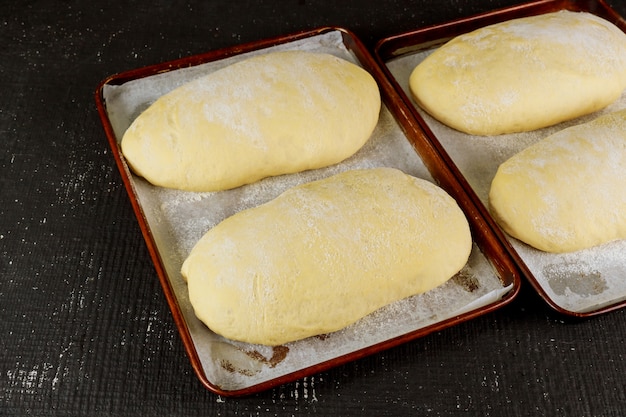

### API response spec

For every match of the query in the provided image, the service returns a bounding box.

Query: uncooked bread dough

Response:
[121,51,381,191]
[489,109,626,253]
[181,167,472,346]
[409,11,626,135]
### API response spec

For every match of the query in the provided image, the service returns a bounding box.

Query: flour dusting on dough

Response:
[182,168,472,346]
[121,51,381,191]
[489,109,626,253]
[409,11,626,135]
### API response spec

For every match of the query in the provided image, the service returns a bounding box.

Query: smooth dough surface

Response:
[409,11,626,135]
[121,51,381,191]
[181,168,472,346]
[489,109,626,253]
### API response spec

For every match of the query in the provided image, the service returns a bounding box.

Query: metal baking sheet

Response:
[375,0,626,316]
[95,27,520,396]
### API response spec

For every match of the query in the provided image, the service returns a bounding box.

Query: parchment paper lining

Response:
[386,49,626,314]
[102,31,512,392]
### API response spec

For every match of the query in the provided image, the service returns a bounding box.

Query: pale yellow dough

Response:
[489,109,626,253]
[181,168,472,346]
[409,11,626,135]
[121,51,381,191]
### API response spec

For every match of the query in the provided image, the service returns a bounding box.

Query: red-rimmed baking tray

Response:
[95,26,521,396]
[375,0,626,317]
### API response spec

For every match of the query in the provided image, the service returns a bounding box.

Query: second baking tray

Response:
[375,0,626,317]
[95,27,521,396]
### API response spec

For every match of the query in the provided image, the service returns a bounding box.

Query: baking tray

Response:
[95,27,521,396]
[375,0,626,317]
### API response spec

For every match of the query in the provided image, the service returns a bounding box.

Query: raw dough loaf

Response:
[121,51,381,191]
[489,109,626,253]
[409,11,626,135]
[181,167,472,346]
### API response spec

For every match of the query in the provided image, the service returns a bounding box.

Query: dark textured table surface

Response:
[2,1,626,416]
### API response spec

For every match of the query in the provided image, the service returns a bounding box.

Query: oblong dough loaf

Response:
[409,11,626,135]
[121,51,381,191]
[181,167,472,345]
[489,109,626,253]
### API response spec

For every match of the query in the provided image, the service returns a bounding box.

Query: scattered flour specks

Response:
[5,362,55,396]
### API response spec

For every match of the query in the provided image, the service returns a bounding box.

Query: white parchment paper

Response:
[102,30,513,392]
[386,48,626,314]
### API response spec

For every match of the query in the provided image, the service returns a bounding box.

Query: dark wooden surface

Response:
[1,1,625,415]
